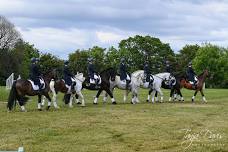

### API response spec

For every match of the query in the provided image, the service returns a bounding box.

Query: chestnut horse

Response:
[180,69,209,103]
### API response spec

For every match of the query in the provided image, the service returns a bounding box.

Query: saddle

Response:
[89,74,101,85]
[63,77,76,93]
[28,78,45,91]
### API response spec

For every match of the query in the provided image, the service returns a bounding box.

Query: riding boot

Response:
[193,81,197,89]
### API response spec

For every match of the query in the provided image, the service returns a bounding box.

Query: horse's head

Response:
[204,69,209,77]
[44,69,57,81]
[75,73,85,82]
[156,72,171,81]
[109,68,117,81]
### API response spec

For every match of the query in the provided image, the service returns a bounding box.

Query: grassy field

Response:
[0,86,227,152]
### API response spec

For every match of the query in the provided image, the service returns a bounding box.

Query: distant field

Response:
[0,86,227,152]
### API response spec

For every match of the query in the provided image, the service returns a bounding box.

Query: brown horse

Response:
[180,69,209,103]
[7,69,57,112]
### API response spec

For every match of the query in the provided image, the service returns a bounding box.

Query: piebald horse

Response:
[7,69,57,112]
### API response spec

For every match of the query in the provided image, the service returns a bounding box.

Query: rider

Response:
[119,58,131,90]
[30,57,43,91]
[63,61,75,90]
[165,60,175,88]
[88,58,99,85]
[165,60,172,73]
[186,61,197,87]
[144,61,153,86]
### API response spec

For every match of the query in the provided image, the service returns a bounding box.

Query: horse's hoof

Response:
[93,102,98,105]
[112,101,117,105]
[146,100,149,102]
[77,102,82,105]
[38,109,42,111]
[46,106,50,110]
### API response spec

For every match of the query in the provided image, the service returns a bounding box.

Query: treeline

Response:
[0,16,227,88]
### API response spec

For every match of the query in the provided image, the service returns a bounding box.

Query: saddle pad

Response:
[28,79,45,90]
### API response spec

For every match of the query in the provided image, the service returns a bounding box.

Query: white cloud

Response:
[1,0,228,58]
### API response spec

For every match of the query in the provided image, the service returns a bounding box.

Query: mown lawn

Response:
[0,86,227,152]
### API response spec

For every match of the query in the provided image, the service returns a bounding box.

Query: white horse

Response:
[103,72,147,104]
[130,70,172,103]
[42,73,85,108]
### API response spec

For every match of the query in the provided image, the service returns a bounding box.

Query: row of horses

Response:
[7,68,209,112]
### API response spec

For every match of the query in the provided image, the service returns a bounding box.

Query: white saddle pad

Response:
[89,74,101,84]
[28,79,45,90]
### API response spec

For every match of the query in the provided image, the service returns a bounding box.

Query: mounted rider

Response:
[143,61,153,86]
[87,58,100,86]
[164,60,175,88]
[63,61,76,92]
[29,57,44,91]
[186,61,197,88]
[119,58,131,90]
[165,60,172,73]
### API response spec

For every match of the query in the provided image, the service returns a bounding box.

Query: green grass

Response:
[0,86,228,152]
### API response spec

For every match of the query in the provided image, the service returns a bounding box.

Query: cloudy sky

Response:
[1,0,228,59]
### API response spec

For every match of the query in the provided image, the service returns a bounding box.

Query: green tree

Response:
[177,44,200,74]
[118,35,174,73]
[193,44,228,88]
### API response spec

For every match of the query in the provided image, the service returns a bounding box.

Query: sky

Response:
[1,0,228,59]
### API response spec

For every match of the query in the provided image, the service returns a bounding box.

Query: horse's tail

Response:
[7,81,17,111]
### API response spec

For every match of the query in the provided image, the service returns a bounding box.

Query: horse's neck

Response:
[199,72,207,82]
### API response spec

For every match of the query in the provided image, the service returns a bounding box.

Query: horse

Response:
[147,75,184,102]
[42,73,85,108]
[132,71,172,103]
[103,70,171,104]
[75,68,117,104]
[7,69,57,112]
[180,69,209,103]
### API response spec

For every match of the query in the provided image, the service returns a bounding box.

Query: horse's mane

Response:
[132,70,144,75]
[198,71,205,77]
[100,67,115,74]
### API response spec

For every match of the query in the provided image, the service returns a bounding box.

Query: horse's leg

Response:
[147,88,153,102]
[155,91,159,102]
[94,89,103,104]
[151,90,156,103]
[192,91,198,103]
[77,91,85,106]
[43,92,52,110]
[75,94,81,104]
[105,88,116,104]
[18,96,27,112]
[156,88,164,103]
[103,92,108,103]
[124,90,128,103]
[41,96,46,107]
[38,94,42,111]
[69,94,74,108]
[178,89,184,102]
[169,89,174,102]
[200,90,207,103]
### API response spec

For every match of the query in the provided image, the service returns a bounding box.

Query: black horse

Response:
[147,75,184,102]
[74,68,117,104]
[7,69,57,112]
